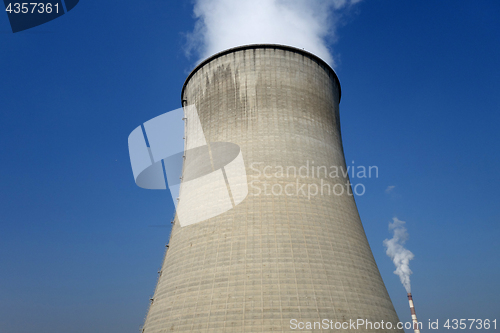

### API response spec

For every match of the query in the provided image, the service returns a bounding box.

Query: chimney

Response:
[408,293,421,333]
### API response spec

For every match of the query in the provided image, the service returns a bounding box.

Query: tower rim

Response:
[181,43,341,103]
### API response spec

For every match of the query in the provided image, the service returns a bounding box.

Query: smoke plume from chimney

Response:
[186,0,361,66]
[383,217,415,293]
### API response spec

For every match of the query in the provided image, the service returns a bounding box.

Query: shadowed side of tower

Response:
[142,45,402,332]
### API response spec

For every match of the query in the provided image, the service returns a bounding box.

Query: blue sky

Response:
[1,1,499,332]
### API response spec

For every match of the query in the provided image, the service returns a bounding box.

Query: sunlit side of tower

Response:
[142,44,402,332]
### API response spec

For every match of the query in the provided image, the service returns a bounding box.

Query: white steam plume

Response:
[383,217,415,293]
[186,0,361,66]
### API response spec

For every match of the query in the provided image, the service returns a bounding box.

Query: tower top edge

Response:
[180,44,341,104]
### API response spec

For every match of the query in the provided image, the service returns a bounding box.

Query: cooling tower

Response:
[142,44,402,332]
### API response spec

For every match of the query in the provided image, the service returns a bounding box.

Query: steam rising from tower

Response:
[186,0,361,66]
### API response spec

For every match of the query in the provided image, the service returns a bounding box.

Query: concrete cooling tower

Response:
[141,44,402,332]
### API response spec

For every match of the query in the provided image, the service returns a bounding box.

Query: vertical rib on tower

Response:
[142,44,402,332]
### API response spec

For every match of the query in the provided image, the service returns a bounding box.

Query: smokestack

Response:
[407,293,421,333]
